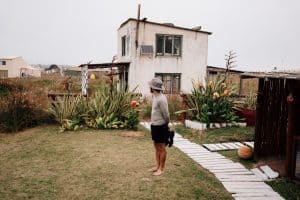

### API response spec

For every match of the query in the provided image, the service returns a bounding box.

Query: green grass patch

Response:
[0,125,232,200]
[266,178,300,200]
[175,124,254,144]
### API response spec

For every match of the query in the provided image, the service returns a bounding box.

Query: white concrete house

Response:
[0,56,41,78]
[116,18,212,95]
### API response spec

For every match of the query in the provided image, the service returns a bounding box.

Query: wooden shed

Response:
[241,72,300,183]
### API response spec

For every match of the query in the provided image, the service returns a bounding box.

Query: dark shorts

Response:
[151,124,169,144]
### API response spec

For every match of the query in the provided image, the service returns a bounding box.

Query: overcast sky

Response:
[0,0,299,71]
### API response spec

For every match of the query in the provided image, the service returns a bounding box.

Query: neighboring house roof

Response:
[119,18,212,35]
[207,66,244,74]
[0,56,21,60]
[79,62,130,69]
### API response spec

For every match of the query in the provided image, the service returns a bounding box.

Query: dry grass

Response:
[0,126,232,200]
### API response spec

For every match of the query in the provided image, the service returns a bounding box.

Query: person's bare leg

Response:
[152,143,166,176]
[149,143,160,172]
[160,144,167,170]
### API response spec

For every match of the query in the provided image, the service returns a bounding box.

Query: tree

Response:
[224,51,237,82]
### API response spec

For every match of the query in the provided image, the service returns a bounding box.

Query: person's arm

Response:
[159,99,170,124]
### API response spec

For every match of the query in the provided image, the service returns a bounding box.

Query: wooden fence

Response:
[254,78,288,159]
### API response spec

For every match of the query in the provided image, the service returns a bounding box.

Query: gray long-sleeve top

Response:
[151,93,170,126]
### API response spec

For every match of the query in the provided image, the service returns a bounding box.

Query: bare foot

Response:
[152,169,163,176]
[148,167,158,172]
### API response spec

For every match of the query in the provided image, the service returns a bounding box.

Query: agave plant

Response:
[48,95,84,124]
[243,91,257,110]
[85,83,137,129]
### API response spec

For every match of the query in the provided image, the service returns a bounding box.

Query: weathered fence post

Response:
[81,64,88,96]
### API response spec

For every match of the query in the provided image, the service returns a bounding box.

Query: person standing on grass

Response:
[148,78,170,176]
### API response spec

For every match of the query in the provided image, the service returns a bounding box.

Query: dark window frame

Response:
[0,70,8,78]
[155,34,182,57]
[155,73,181,94]
[1,61,6,65]
[121,36,126,56]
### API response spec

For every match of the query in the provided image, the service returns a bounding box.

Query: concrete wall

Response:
[117,20,209,95]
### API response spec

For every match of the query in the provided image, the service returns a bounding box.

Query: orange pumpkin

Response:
[238,145,253,159]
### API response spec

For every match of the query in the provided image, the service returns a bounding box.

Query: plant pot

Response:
[235,108,256,126]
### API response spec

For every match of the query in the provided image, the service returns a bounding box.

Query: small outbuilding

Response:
[241,72,300,183]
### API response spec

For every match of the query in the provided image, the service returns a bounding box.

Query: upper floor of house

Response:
[0,56,27,68]
[117,18,212,63]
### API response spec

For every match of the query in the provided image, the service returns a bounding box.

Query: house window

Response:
[0,70,8,78]
[121,35,130,56]
[156,34,182,56]
[121,36,126,56]
[155,73,181,94]
[1,61,6,65]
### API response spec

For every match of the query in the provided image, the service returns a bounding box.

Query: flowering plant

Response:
[127,100,140,130]
[180,76,240,126]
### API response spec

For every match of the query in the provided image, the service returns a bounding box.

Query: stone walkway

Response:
[203,141,254,151]
[140,122,284,200]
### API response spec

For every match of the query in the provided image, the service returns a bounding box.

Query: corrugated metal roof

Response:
[79,62,130,69]
[119,18,212,35]
[241,72,300,80]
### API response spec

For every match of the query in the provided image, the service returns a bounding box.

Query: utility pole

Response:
[135,4,141,50]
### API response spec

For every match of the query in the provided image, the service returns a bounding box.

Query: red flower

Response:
[130,100,139,108]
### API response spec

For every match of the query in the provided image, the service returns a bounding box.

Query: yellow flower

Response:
[213,92,220,100]
[223,90,230,96]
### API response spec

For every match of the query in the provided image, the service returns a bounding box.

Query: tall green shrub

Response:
[0,80,49,133]
[0,92,36,132]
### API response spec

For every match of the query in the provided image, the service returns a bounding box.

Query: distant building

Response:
[45,64,60,74]
[0,56,41,78]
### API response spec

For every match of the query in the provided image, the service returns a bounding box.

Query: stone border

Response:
[185,119,247,130]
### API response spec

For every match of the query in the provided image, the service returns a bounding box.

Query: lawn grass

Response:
[175,124,254,144]
[0,125,232,200]
[266,178,300,200]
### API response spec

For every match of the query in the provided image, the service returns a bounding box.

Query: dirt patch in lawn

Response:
[119,131,145,138]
